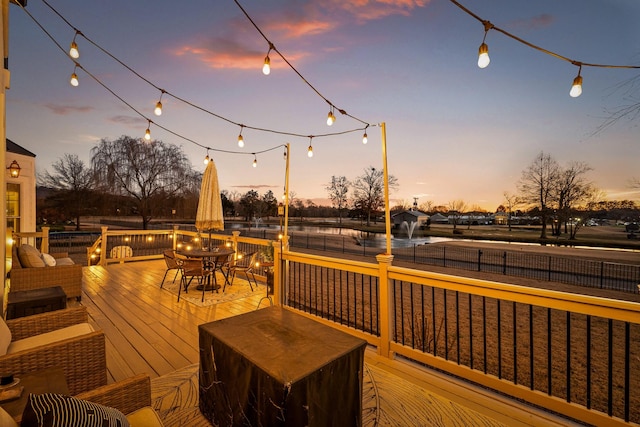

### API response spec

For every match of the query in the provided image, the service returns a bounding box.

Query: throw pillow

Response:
[21,393,130,427]
[0,317,11,356]
[17,244,45,268]
[41,253,57,267]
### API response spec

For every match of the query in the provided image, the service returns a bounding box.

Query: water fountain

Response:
[401,220,418,239]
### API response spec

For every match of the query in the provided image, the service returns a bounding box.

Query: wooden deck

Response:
[78,259,574,426]
[80,259,265,383]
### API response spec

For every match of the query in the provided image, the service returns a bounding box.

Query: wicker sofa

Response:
[75,373,164,426]
[0,306,107,395]
[10,243,83,301]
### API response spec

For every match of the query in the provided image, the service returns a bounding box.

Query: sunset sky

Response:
[6,0,640,211]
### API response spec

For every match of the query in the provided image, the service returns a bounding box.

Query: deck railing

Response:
[280,246,639,427]
[74,227,640,426]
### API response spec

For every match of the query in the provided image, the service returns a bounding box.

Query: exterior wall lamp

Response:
[7,160,21,178]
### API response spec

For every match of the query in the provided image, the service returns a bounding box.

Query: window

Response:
[6,183,20,232]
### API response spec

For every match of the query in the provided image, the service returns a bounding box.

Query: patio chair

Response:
[0,306,107,395]
[226,251,258,292]
[17,373,163,427]
[160,249,182,288]
[178,258,214,302]
[74,373,163,426]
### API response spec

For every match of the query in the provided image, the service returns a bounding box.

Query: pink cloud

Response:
[45,104,93,115]
[509,13,554,31]
[171,0,430,71]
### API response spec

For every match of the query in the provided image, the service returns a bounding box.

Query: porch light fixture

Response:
[7,160,21,178]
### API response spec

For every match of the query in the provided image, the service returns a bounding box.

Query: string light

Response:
[449,0,640,101]
[69,30,80,59]
[144,120,151,141]
[569,64,583,98]
[477,21,493,69]
[238,125,244,148]
[203,151,210,165]
[252,154,257,167]
[154,90,165,116]
[326,108,336,126]
[307,137,314,158]
[69,65,79,86]
[25,0,372,165]
[262,43,273,75]
[362,130,368,144]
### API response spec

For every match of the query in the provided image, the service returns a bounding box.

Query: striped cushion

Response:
[21,393,129,427]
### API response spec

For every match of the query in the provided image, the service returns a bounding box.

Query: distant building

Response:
[429,213,449,224]
[391,210,430,229]
[494,211,508,225]
[6,139,37,233]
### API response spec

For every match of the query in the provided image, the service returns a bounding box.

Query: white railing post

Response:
[376,253,395,360]
[100,226,108,266]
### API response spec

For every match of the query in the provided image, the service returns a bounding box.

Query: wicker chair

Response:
[10,245,83,301]
[0,306,107,395]
[75,373,163,425]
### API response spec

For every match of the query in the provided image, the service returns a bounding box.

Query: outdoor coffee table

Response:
[199,305,367,426]
[0,367,69,423]
[6,286,67,319]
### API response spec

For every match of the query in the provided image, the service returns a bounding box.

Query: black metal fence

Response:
[392,280,640,424]
[50,228,640,293]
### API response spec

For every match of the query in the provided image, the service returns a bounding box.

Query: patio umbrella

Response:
[195,159,224,249]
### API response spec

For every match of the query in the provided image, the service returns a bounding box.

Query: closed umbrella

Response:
[196,159,224,249]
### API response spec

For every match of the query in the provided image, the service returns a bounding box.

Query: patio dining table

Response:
[177,248,234,290]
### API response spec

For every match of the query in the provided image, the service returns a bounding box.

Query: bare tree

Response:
[352,166,398,226]
[39,154,95,231]
[553,161,594,238]
[502,191,521,232]
[518,152,560,239]
[91,136,198,229]
[419,200,434,213]
[325,176,350,225]
[447,199,467,230]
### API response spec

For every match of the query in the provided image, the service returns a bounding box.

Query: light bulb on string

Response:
[477,21,493,69]
[262,43,274,75]
[69,69,79,87]
[252,154,257,168]
[569,64,583,98]
[326,108,335,126]
[144,120,151,141]
[69,31,80,59]
[477,43,490,68]
[154,90,165,116]
[203,152,209,165]
[238,126,244,148]
[362,129,368,144]
[307,137,314,158]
